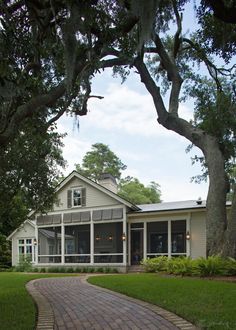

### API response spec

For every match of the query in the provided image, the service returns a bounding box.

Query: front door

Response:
[131,229,143,265]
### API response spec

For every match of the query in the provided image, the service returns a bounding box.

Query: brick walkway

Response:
[28,276,197,330]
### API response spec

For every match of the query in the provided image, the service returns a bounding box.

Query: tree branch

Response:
[153,33,183,114]
[183,37,222,90]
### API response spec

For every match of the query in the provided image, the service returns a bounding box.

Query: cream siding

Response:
[190,211,206,258]
[11,222,35,266]
[54,177,121,211]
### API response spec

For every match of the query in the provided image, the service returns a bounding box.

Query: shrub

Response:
[167,257,194,276]
[81,267,89,273]
[111,268,119,273]
[15,255,33,272]
[39,268,46,273]
[141,256,168,273]
[223,257,236,276]
[32,267,38,272]
[96,267,104,273]
[75,267,81,273]
[195,256,225,277]
[47,267,61,273]
[66,267,75,273]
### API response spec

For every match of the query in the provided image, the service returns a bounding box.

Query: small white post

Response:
[90,216,94,265]
[143,221,147,260]
[168,220,171,258]
[61,222,65,264]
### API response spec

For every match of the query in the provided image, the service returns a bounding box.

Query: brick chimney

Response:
[98,173,118,194]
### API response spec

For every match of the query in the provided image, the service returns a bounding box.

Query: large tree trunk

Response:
[135,57,229,256]
[203,136,227,256]
[222,184,236,258]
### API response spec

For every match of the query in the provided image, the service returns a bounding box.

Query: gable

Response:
[54,176,123,211]
[8,221,35,240]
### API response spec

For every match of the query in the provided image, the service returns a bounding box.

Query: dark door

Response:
[131,230,143,265]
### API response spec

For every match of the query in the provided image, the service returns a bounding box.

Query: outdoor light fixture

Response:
[95,235,101,241]
[121,232,126,241]
[186,231,190,240]
[33,238,37,246]
[108,234,113,241]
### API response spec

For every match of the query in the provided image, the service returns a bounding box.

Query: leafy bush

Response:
[39,268,46,273]
[224,258,236,276]
[141,256,168,273]
[167,257,195,276]
[15,255,33,272]
[96,267,104,273]
[195,256,225,277]
[142,255,236,277]
[66,267,75,273]
[111,268,119,273]
[75,267,81,273]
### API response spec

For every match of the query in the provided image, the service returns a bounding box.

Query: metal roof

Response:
[136,200,207,213]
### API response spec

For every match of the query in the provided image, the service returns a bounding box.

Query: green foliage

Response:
[0,234,11,268]
[142,255,236,277]
[14,255,33,273]
[75,143,127,182]
[0,120,66,241]
[118,177,161,204]
[141,256,168,272]
[195,256,225,277]
[166,257,195,276]
[75,144,162,204]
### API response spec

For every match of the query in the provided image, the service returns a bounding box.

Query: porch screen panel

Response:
[64,224,90,263]
[171,220,186,254]
[94,222,123,263]
[38,226,61,263]
[147,221,168,255]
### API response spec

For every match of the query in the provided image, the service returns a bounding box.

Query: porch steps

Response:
[127,265,145,273]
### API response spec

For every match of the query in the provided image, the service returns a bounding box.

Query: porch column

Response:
[143,221,147,260]
[168,220,171,258]
[186,214,191,257]
[90,218,94,264]
[61,223,65,264]
[123,208,127,265]
[35,224,38,265]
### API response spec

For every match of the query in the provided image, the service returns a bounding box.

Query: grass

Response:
[88,274,236,330]
[0,272,77,330]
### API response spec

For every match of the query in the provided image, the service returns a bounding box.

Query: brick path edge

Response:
[26,279,54,330]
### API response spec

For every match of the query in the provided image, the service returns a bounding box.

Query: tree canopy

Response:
[118,177,161,205]
[75,143,161,204]
[75,143,127,181]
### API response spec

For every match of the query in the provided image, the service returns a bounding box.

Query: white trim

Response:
[90,219,94,264]
[143,221,147,260]
[61,224,65,264]
[186,213,191,257]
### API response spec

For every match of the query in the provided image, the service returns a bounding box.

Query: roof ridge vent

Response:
[196,197,202,205]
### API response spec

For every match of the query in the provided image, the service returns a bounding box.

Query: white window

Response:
[67,187,86,208]
[73,188,81,206]
[18,238,34,261]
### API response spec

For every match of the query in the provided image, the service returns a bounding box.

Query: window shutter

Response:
[81,188,86,206]
[67,190,72,208]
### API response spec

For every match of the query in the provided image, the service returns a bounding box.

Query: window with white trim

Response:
[67,187,86,208]
[73,188,82,206]
[18,238,33,261]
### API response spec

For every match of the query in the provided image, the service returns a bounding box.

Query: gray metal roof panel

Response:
[136,200,207,213]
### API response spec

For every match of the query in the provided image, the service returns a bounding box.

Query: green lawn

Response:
[0,272,76,330]
[88,274,236,330]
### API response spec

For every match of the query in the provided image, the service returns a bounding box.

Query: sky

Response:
[57,68,209,202]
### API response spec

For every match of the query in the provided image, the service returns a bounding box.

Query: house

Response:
[8,171,208,272]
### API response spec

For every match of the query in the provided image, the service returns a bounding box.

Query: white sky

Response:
[57,68,208,202]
